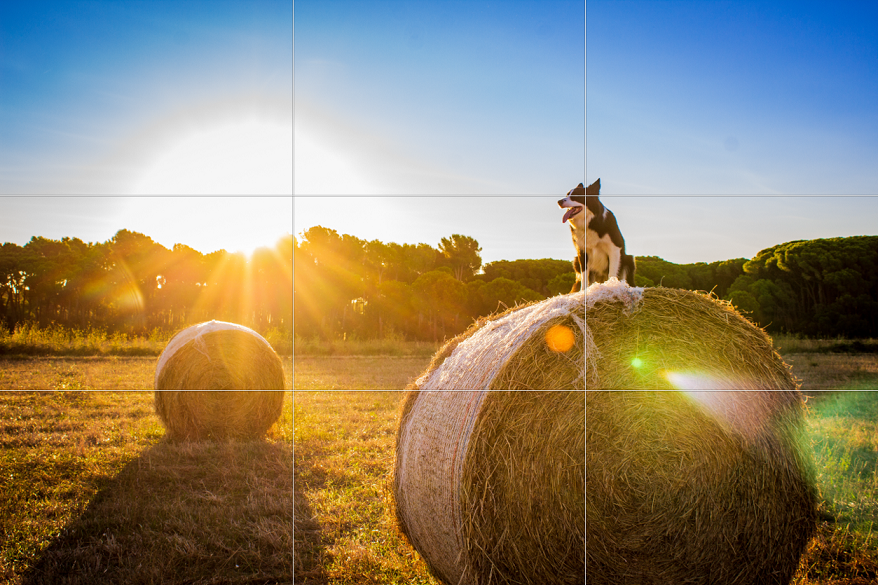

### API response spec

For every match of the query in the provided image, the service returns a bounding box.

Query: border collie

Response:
[583,179,635,286]
[558,183,586,292]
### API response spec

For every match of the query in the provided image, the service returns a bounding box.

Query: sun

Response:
[132,121,292,195]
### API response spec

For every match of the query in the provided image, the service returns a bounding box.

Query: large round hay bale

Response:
[155,320,285,390]
[587,391,817,585]
[393,391,584,585]
[586,280,797,389]
[154,390,284,441]
[408,292,584,390]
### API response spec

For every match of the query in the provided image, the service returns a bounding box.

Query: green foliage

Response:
[295,225,576,342]
[635,236,878,338]
[0,230,293,341]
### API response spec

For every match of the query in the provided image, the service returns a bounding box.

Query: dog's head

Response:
[558,183,586,224]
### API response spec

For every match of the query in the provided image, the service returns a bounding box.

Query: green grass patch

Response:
[794,392,878,583]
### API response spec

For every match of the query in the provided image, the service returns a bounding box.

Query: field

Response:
[292,390,878,585]
[0,391,292,585]
[0,357,293,390]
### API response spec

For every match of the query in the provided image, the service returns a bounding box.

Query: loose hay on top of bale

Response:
[408,291,584,390]
[587,390,817,585]
[155,320,285,391]
[393,391,585,585]
[586,279,797,389]
[154,390,284,441]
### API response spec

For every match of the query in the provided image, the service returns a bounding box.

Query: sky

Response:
[294,0,585,196]
[0,197,293,257]
[0,1,293,195]
[588,1,878,263]
[294,0,585,265]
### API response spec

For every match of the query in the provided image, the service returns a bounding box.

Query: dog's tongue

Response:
[562,208,577,223]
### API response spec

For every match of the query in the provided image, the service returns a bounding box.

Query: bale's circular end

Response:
[393,391,584,584]
[409,292,585,390]
[155,320,285,390]
[154,390,284,441]
[586,280,797,389]
[587,391,816,584]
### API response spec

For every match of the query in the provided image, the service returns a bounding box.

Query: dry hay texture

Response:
[154,390,283,441]
[586,280,797,389]
[409,291,584,390]
[587,391,817,585]
[393,391,585,585]
[155,320,285,391]
[154,321,284,441]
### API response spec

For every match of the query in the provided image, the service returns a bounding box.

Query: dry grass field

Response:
[0,391,292,585]
[294,391,439,585]
[293,391,878,585]
[0,357,293,390]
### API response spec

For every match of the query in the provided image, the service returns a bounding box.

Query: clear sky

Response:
[293,0,585,266]
[294,0,585,195]
[0,1,292,195]
[588,1,878,263]
[0,197,293,258]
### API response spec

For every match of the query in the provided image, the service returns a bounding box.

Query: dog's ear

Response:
[586,178,601,195]
[569,183,586,196]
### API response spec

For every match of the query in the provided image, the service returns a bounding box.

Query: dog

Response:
[558,182,587,292]
[583,179,634,286]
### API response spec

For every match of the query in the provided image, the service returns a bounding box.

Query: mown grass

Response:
[292,357,430,390]
[0,391,293,585]
[794,392,878,584]
[0,324,292,357]
[0,357,294,390]
[294,391,440,585]
[294,335,437,358]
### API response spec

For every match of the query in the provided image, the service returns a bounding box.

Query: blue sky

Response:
[294,0,585,265]
[0,1,292,195]
[294,0,585,195]
[588,1,878,263]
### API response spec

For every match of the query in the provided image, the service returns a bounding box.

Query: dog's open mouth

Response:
[562,206,582,223]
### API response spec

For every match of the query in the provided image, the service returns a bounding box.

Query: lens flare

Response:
[545,324,575,353]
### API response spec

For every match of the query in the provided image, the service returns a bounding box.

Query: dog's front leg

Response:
[606,247,622,281]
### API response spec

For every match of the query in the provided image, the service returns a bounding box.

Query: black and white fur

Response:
[558,182,587,293]
[584,178,635,286]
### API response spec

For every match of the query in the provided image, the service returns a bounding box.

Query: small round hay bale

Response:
[586,280,797,389]
[155,320,285,391]
[393,391,584,585]
[408,291,584,390]
[587,391,817,585]
[154,390,284,441]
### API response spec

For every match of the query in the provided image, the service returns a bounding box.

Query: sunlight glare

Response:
[132,121,292,195]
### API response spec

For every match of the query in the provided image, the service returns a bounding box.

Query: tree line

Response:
[632,235,878,338]
[293,226,578,342]
[0,229,293,336]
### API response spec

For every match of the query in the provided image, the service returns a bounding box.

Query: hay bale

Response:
[155,320,285,390]
[587,391,817,585]
[393,391,584,585]
[586,279,797,389]
[408,291,584,390]
[154,390,284,441]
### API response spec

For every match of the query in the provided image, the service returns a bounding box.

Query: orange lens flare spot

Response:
[545,324,575,353]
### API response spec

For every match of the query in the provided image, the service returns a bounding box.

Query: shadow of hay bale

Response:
[393,391,584,584]
[21,440,293,585]
[409,292,584,390]
[587,391,817,585]
[154,391,285,441]
[586,281,797,389]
